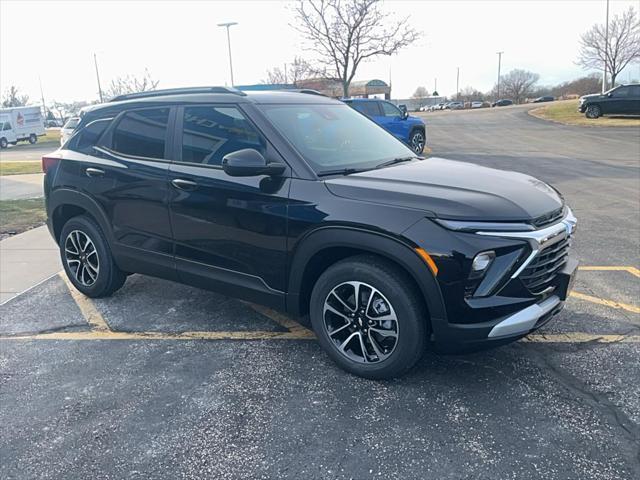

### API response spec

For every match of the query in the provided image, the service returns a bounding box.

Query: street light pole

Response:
[217,22,238,86]
[602,0,610,93]
[496,51,504,99]
[94,53,103,103]
[456,67,460,101]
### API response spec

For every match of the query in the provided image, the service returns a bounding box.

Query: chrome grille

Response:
[520,236,571,294]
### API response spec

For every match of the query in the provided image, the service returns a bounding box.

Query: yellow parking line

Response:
[579,266,640,278]
[247,303,314,337]
[570,291,640,315]
[59,272,111,331]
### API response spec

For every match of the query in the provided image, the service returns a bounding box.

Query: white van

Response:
[0,106,46,148]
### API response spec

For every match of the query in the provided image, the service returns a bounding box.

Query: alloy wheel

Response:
[64,230,100,286]
[323,281,399,364]
[411,132,425,153]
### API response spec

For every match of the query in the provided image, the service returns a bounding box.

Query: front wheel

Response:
[310,255,428,379]
[409,130,425,154]
[585,104,601,119]
[60,215,126,298]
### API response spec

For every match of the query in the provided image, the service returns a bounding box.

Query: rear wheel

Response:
[0,137,7,149]
[585,104,601,119]
[310,255,428,379]
[60,215,126,298]
[28,134,37,144]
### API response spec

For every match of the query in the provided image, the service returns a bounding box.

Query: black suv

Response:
[579,84,640,118]
[44,87,578,379]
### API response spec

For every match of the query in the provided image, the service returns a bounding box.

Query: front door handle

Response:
[85,167,105,177]
[171,178,198,190]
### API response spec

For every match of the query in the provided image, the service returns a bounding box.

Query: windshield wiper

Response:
[317,167,369,177]
[375,156,417,169]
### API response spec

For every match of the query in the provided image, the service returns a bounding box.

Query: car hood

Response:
[324,158,564,222]
[580,93,602,100]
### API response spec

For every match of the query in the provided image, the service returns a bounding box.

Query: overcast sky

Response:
[1,0,639,105]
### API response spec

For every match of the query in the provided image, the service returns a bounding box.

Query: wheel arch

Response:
[48,189,114,246]
[286,227,446,325]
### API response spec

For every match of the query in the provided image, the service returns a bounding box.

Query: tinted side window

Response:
[181,106,266,166]
[69,118,112,153]
[381,102,401,117]
[2,122,11,131]
[112,108,169,159]
[611,87,629,98]
[351,102,380,117]
[629,85,640,97]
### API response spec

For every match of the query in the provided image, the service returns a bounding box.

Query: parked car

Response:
[60,117,80,145]
[471,101,484,109]
[43,87,577,379]
[532,96,554,103]
[343,98,426,154]
[446,101,464,110]
[429,103,446,111]
[47,119,63,128]
[578,84,640,118]
[492,99,513,107]
[0,106,46,148]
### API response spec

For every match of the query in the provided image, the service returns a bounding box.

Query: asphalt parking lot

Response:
[1,106,639,479]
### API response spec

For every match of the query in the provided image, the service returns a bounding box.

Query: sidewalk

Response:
[0,173,44,200]
[0,225,61,304]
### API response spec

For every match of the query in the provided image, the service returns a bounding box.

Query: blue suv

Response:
[343,98,426,154]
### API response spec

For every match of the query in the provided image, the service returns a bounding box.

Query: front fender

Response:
[286,226,447,326]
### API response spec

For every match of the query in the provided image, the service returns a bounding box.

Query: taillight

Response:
[41,156,59,174]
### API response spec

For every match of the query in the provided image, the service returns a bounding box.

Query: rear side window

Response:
[180,106,266,166]
[112,108,169,159]
[350,102,380,117]
[69,118,112,153]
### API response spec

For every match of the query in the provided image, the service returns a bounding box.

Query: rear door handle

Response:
[171,178,198,190]
[85,167,105,177]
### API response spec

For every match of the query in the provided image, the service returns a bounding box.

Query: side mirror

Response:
[399,104,409,119]
[607,92,613,97]
[222,149,286,177]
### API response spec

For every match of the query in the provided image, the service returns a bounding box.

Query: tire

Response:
[309,255,428,379]
[409,129,425,155]
[28,134,37,144]
[585,104,601,119]
[59,215,126,298]
[0,137,7,149]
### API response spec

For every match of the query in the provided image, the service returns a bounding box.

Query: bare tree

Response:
[459,86,485,102]
[412,86,428,98]
[498,69,540,103]
[264,56,312,85]
[50,101,90,122]
[293,0,420,97]
[577,6,640,88]
[1,86,29,108]
[104,69,159,100]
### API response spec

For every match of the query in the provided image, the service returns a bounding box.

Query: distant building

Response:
[236,79,391,99]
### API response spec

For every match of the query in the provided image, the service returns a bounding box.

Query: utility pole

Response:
[434,77,437,93]
[496,51,504,99]
[284,63,288,84]
[218,22,238,86]
[94,53,103,103]
[38,76,46,119]
[602,0,610,93]
[456,67,460,101]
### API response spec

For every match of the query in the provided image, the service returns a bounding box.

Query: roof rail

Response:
[109,86,247,102]
[293,89,325,96]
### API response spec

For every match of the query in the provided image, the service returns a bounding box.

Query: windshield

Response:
[64,118,80,129]
[260,103,414,174]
